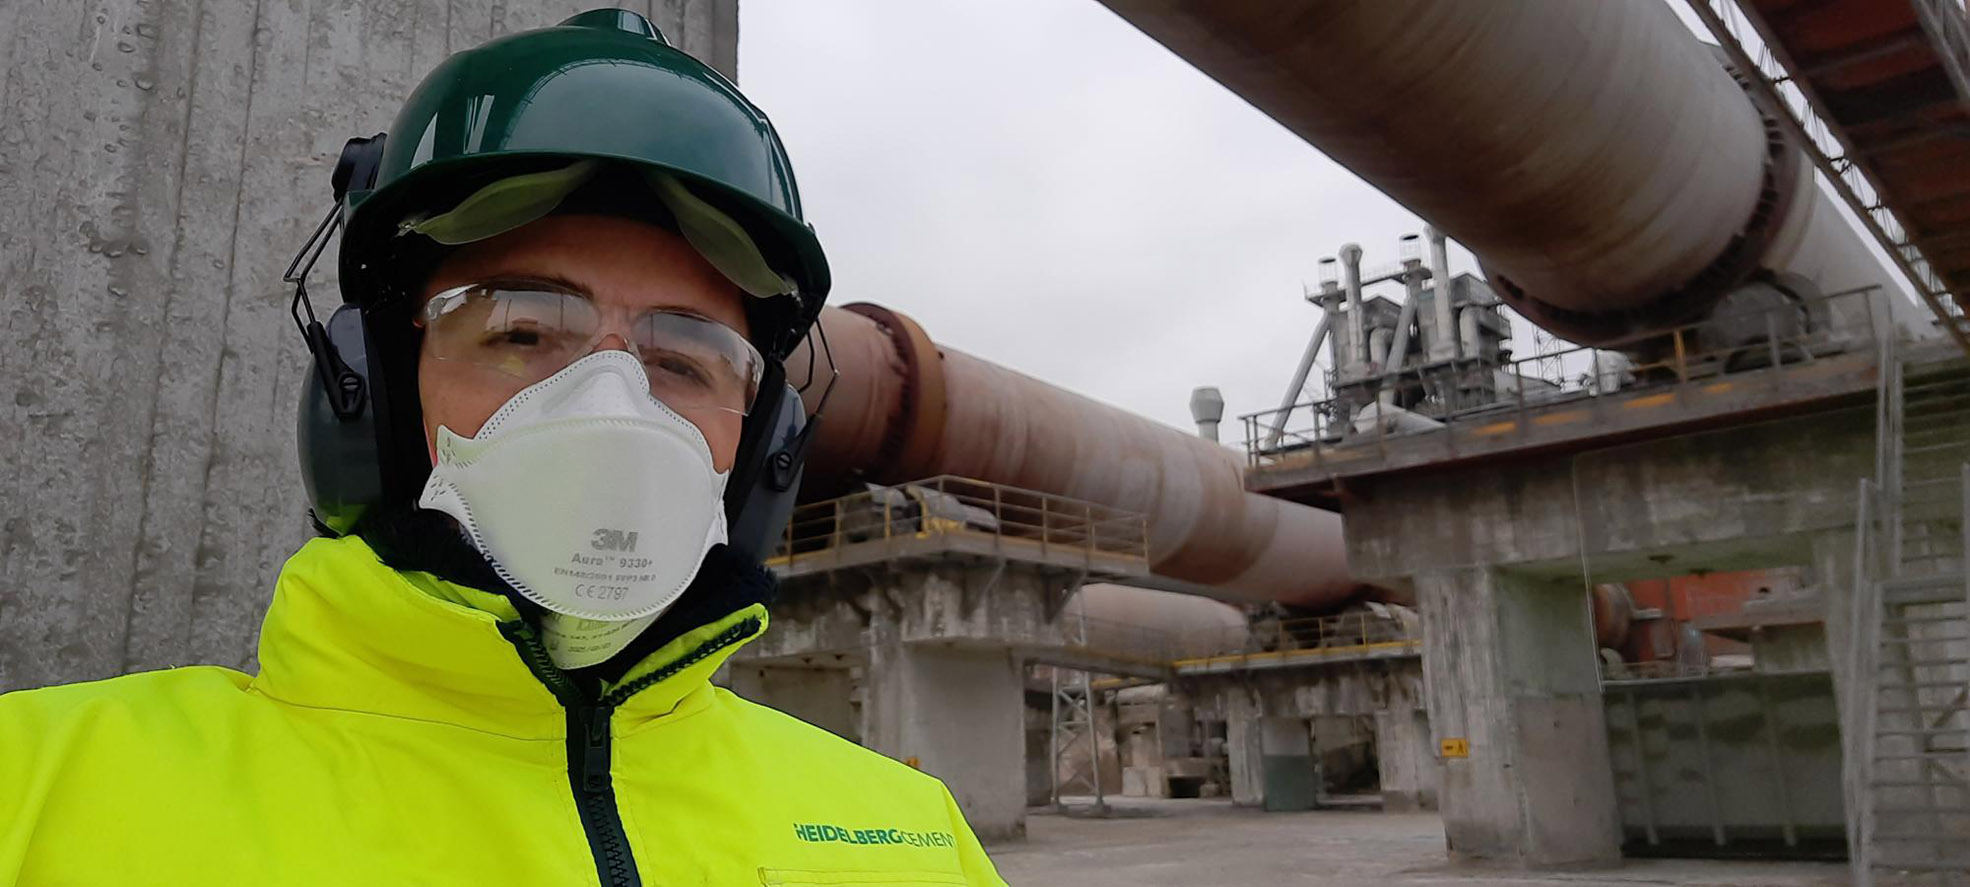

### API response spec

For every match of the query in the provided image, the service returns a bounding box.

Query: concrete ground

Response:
[988,798,1855,887]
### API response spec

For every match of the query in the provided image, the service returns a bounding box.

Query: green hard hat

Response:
[336,8,829,359]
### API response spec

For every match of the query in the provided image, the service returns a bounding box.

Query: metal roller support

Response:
[1096,0,1901,345]
[793,305,1363,607]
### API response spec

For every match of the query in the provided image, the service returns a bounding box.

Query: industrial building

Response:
[4,0,1969,884]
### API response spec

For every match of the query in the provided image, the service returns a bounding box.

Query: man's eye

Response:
[649,353,712,386]
[489,326,544,347]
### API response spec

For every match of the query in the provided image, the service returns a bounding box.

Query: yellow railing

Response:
[769,475,1150,569]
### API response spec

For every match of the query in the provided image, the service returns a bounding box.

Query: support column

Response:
[727,665,859,742]
[1418,567,1621,866]
[864,644,1026,840]
[1375,708,1440,812]
[1224,687,1266,806]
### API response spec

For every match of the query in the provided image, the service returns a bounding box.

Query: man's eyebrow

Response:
[474,273,725,322]
[478,271,591,295]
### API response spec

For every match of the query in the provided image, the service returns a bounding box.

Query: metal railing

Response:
[768,475,1150,570]
[1684,0,1970,356]
[1846,475,1887,887]
[1242,286,1885,470]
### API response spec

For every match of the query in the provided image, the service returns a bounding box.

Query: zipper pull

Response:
[580,703,615,794]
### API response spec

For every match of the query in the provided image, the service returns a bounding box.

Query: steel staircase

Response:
[1847,338,1970,887]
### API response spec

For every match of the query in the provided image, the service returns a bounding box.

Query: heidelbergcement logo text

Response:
[793,823,956,848]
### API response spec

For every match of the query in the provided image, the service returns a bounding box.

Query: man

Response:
[0,11,1006,886]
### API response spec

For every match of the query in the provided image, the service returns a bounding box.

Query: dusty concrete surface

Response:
[988,798,1853,887]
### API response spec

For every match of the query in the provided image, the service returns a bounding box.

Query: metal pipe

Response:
[1264,314,1330,449]
[1189,386,1225,442]
[1426,226,1456,360]
[1095,0,1899,344]
[793,305,1361,607]
[1383,270,1421,373]
[1340,242,1366,372]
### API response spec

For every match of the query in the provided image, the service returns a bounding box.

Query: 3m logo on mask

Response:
[591,528,640,553]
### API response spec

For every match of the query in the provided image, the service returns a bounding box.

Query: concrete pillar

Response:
[1025,721,1053,807]
[1224,688,1266,806]
[1417,567,1621,866]
[727,664,858,742]
[1375,708,1440,812]
[864,644,1026,841]
[1260,716,1318,812]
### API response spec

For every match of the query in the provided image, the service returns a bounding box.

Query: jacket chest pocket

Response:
[757,868,970,887]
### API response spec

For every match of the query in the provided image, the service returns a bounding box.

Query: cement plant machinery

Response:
[788,0,1941,613]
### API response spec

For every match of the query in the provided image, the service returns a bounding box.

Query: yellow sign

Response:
[1440,738,1470,759]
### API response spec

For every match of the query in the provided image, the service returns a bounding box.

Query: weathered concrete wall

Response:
[1344,407,1876,583]
[735,562,1096,839]
[1602,673,1846,853]
[0,0,737,692]
[741,563,1075,661]
[864,644,1027,841]
[1184,660,1426,809]
[1375,708,1439,812]
[1178,659,1425,720]
[1418,566,1623,866]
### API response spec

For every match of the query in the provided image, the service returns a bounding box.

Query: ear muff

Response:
[291,134,390,536]
[725,378,810,562]
[297,305,382,535]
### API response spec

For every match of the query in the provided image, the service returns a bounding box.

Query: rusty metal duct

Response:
[793,305,1361,607]
[1095,0,1899,344]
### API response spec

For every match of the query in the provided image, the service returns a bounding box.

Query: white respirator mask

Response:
[418,349,729,669]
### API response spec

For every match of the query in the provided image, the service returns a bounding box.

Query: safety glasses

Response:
[418,282,763,415]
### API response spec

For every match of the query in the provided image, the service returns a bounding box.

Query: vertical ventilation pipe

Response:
[1427,226,1456,360]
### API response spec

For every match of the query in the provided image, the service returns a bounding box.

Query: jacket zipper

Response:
[502,618,762,887]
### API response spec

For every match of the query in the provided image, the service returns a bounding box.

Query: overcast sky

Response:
[737,0,1485,437]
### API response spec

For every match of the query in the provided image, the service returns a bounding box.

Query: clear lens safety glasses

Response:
[419,283,764,415]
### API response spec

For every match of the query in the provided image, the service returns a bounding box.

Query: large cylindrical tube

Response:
[1426,226,1456,361]
[794,305,1361,607]
[1096,0,1896,344]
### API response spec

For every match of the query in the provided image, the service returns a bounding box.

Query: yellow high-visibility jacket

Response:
[0,536,1004,886]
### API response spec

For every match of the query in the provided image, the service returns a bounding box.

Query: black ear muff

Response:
[291,133,390,536]
[725,380,811,562]
[297,305,383,535]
